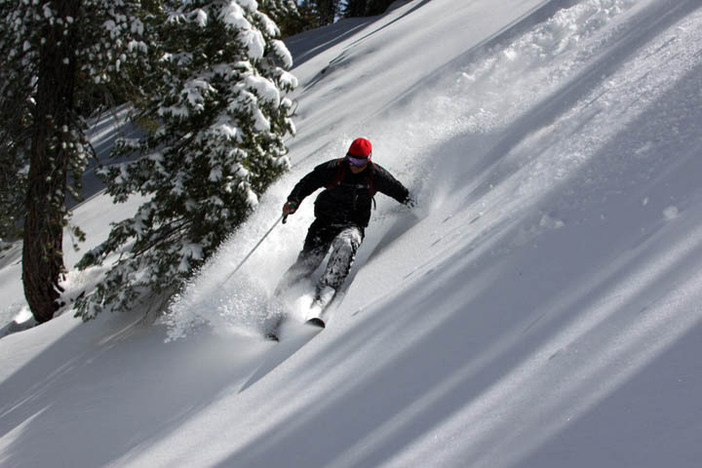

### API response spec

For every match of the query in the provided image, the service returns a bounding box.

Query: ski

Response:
[241,319,323,392]
[264,330,280,342]
[305,317,325,328]
[262,285,335,341]
[303,284,335,328]
[262,312,286,342]
[264,315,325,341]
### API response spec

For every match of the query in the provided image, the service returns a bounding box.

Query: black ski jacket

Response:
[287,158,411,227]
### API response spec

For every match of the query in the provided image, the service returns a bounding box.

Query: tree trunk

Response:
[22,0,80,323]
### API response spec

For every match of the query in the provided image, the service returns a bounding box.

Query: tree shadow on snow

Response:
[0,312,269,467]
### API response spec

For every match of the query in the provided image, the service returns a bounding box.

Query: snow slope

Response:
[2,0,702,466]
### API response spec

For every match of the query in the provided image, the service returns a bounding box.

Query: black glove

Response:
[283,200,298,215]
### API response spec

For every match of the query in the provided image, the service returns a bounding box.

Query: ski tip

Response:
[264,331,280,342]
[305,317,326,329]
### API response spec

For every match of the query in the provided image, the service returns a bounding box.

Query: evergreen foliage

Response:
[0,0,37,247]
[0,148,26,249]
[0,56,29,247]
[293,0,339,28]
[314,0,340,25]
[76,0,297,319]
[259,0,304,37]
[343,0,396,18]
[290,1,324,32]
[0,0,149,321]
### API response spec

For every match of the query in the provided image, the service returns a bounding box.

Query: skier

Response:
[277,137,414,324]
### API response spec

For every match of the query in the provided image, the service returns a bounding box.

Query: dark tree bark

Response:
[22,0,80,323]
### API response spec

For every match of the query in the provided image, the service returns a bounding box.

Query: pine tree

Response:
[0,1,36,250]
[75,0,297,319]
[343,0,395,18]
[343,0,366,17]
[0,5,31,249]
[0,147,26,251]
[314,0,340,25]
[294,1,323,32]
[0,0,149,322]
[258,0,303,37]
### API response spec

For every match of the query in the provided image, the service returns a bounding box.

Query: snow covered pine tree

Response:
[0,0,148,323]
[76,0,298,319]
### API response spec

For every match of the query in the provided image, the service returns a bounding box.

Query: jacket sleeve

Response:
[287,160,338,206]
[373,164,412,205]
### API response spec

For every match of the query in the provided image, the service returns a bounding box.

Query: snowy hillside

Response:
[2,0,702,467]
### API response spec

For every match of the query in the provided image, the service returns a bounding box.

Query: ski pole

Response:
[222,214,286,285]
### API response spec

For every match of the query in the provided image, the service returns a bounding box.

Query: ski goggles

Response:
[346,154,371,166]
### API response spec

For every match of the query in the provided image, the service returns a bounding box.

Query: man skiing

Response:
[276,137,413,325]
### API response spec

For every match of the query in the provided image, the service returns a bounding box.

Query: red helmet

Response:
[347,137,372,159]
